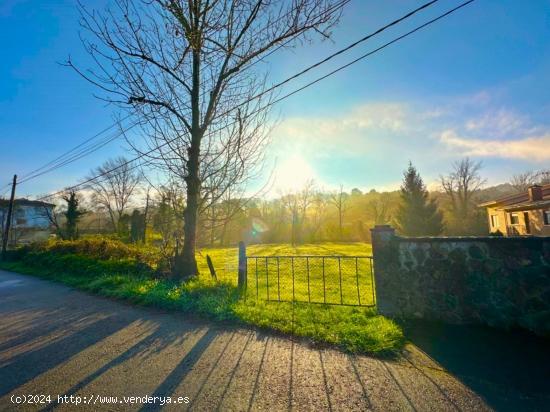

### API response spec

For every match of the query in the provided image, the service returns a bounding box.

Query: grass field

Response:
[198,243,374,306]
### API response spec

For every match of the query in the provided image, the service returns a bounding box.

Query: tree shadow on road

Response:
[401,320,550,411]
[0,311,132,396]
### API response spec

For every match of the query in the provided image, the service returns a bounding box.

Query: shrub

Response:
[10,238,157,277]
[42,238,136,260]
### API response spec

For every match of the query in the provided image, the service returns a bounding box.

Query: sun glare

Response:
[271,154,317,194]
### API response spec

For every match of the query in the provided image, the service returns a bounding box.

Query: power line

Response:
[216,0,441,120]
[129,0,442,140]
[17,119,140,185]
[19,114,132,182]
[34,0,475,202]
[14,0,351,187]
[270,0,476,103]
[34,0,470,202]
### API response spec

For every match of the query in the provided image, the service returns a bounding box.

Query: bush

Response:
[42,238,136,259]
[19,237,159,264]
[9,238,157,277]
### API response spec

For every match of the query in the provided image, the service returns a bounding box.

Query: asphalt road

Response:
[0,269,544,411]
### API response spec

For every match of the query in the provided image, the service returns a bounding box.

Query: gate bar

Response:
[356,257,361,306]
[265,257,269,300]
[322,257,326,304]
[338,257,343,305]
[277,257,281,302]
[306,257,310,303]
[255,258,259,300]
[292,257,295,302]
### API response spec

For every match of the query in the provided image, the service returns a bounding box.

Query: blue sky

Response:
[1,0,549,198]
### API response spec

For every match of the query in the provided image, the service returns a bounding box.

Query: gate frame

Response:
[237,242,375,307]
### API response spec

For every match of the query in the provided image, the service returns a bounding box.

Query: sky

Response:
[1,0,549,198]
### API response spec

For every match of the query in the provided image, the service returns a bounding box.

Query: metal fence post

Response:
[238,241,247,293]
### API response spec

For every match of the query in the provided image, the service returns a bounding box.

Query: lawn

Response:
[198,243,375,306]
[1,239,403,355]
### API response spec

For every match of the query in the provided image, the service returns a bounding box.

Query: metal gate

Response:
[245,255,375,307]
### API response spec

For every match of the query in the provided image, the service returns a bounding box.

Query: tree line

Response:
[41,156,550,253]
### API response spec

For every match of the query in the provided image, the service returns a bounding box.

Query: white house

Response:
[0,199,55,245]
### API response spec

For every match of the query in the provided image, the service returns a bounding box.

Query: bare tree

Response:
[329,184,349,240]
[308,192,328,241]
[86,157,142,231]
[39,201,62,237]
[70,0,345,278]
[366,192,391,225]
[441,158,486,232]
[282,180,315,246]
[510,171,536,193]
[509,168,550,193]
[534,169,550,185]
[150,179,187,269]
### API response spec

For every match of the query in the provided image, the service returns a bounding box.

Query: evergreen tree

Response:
[117,214,131,240]
[395,162,443,236]
[130,210,145,243]
[62,191,85,240]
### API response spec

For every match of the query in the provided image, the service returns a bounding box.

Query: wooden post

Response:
[206,254,217,280]
[238,241,247,291]
[1,175,17,260]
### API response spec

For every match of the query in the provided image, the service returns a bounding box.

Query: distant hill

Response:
[428,183,517,204]
[476,183,518,202]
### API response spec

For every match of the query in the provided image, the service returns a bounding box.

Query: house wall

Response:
[13,206,51,228]
[371,226,550,335]
[529,209,550,236]
[0,205,53,245]
[486,206,550,236]
[486,207,508,234]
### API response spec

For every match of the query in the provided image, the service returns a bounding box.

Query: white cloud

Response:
[463,108,540,138]
[273,102,412,156]
[439,130,550,161]
[270,94,550,169]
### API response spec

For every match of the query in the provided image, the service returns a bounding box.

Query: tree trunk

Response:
[176,179,200,279]
[174,42,201,280]
[220,221,228,246]
[143,189,150,243]
[108,208,117,233]
[209,207,215,246]
[339,210,343,240]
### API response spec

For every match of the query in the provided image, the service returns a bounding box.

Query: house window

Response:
[544,210,550,226]
[490,215,499,228]
[509,213,520,225]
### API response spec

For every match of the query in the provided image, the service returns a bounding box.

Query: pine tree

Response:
[395,162,443,236]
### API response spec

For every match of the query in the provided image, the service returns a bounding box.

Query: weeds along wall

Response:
[370,226,550,335]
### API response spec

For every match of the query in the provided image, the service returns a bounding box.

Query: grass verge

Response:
[0,241,404,355]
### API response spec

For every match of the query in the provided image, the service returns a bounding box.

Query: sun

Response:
[271,154,317,194]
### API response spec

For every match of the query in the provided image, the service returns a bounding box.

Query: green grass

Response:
[0,240,403,355]
[198,243,375,306]
[233,300,403,354]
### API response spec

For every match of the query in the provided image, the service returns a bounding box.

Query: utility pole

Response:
[1,175,17,260]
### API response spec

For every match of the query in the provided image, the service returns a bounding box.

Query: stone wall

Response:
[370,226,550,334]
